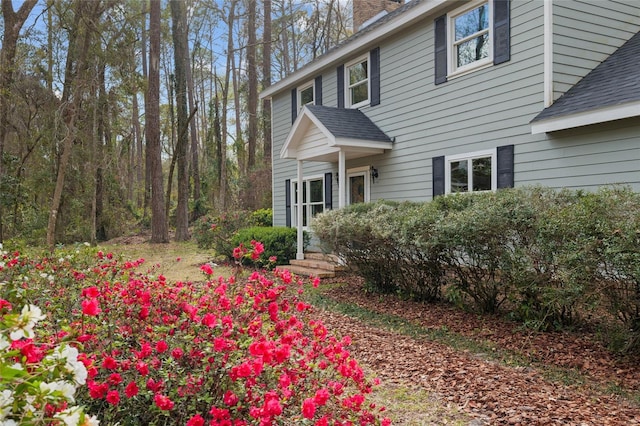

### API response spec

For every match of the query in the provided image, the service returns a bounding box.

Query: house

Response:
[259,0,640,263]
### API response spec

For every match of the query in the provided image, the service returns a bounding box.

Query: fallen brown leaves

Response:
[313,276,640,425]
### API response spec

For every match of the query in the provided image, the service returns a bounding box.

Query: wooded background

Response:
[0,0,352,248]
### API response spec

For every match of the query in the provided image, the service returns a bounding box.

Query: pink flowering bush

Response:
[0,243,391,425]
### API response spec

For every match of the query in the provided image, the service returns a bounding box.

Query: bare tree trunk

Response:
[0,0,38,243]
[171,0,190,241]
[147,0,168,243]
[219,0,238,211]
[186,39,201,215]
[247,0,257,172]
[262,0,272,163]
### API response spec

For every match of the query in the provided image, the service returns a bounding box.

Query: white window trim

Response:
[444,149,497,194]
[345,54,370,109]
[347,166,371,205]
[297,81,315,111]
[291,175,325,229]
[447,0,493,79]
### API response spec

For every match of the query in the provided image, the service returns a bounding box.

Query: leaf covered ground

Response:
[312,275,640,425]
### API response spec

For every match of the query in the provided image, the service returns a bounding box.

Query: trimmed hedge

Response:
[312,187,640,351]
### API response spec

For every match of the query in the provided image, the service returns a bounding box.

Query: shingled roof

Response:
[531,31,640,132]
[304,105,392,142]
[280,105,393,162]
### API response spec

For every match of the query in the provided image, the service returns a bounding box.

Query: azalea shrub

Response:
[0,243,391,425]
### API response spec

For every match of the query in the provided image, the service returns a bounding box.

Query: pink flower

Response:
[107,373,123,385]
[125,381,139,398]
[135,361,149,376]
[81,286,100,298]
[223,390,239,406]
[102,356,118,370]
[171,347,184,360]
[81,298,101,316]
[186,414,205,426]
[154,394,174,411]
[200,263,213,275]
[106,390,120,405]
[302,398,316,419]
[156,340,168,353]
[201,313,217,327]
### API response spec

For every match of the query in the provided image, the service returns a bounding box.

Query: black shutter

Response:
[493,0,511,65]
[496,145,514,189]
[432,156,445,197]
[291,88,297,123]
[285,179,292,227]
[337,64,345,108]
[324,173,333,210]
[370,47,380,106]
[315,75,323,106]
[434,15,447,85]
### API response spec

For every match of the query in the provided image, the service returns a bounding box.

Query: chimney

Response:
[353,0,404,32]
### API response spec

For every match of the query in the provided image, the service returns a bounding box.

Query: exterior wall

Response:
[271,0,640,227]
[552,0,640,99]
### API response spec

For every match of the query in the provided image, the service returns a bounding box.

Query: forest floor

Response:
[311,275,640,425]
[100,237,640,425]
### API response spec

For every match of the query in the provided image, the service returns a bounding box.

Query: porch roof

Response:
[280,105,393,162]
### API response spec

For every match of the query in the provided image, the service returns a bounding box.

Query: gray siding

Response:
[552,0,640,99]
[270,0,640,227]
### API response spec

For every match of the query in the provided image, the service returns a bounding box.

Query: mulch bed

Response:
[313,275,640,425]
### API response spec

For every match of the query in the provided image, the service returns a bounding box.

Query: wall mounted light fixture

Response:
[370,166,379,183]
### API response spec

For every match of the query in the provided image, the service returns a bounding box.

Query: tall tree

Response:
[262,0,272,163]
[246,0,257,171]
[0,0,38,242]
[147,0,168,243]
[170,0,190,240]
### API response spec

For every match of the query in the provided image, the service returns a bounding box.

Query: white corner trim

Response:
[543,0,553,107]
[531,101,640,134]
[260,0,449,100]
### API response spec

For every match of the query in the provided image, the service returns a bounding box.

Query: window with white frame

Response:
[346,55,369,108]
[445,149,496,194]
[449,0,492,75]
[298,81,314,111]
[292,177,324,227]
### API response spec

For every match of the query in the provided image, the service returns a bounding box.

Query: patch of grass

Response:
[98,240,232,283]
[369,385,471,426]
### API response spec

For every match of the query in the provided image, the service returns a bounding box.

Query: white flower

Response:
[47,344,87,385]
[54,407,81,426]
[0,389,14,421]
[9,305,45,341]
[85,415,100,426]
[40,381,76,402]
[0,420,18,426]
[0,334,9,351]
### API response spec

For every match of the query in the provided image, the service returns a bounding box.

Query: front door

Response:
[347,166,370,205]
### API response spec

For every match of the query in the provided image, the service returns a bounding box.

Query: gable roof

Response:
[260,0,448,100]
[531,31,640,134]
[280,105,393,162]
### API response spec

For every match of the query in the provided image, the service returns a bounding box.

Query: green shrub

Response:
[193,210,252,255]
[250,208,273,227]
[231,226,309,266]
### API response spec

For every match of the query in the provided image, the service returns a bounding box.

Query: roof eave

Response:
[530,101,640,134]
[260,0,449,100]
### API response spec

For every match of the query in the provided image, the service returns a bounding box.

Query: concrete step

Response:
[289,258,346,273]
[304,252,344,264]
[282,264,336,278]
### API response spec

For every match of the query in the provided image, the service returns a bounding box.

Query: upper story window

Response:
[445,149,496,194]
[298,82,314,111]
[448,0,493,76]
[346,55,369,108]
